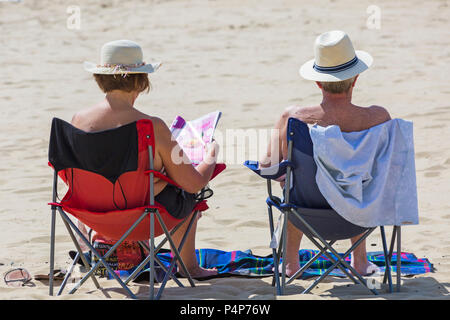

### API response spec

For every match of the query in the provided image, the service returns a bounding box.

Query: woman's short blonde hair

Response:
[319,76,356,94]
[93,73,151,93]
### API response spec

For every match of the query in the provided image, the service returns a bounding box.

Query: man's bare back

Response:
[262,103,391,166]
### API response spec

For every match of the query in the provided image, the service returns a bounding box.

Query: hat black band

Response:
[313,56,358,74]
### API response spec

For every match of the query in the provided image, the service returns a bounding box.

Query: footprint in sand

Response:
[415,151,431,159]
[44,106,63,112]
[424,124,445,129]
[423,164,446,178]
[424,171,440,178]
[212,217,236,225]
[234,220,267,229]
[11,186,51,194]
[194,100,222,106]
[404,108,449,120]
[242,103,258,112]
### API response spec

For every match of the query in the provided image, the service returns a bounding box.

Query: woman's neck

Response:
[105,90,138,110]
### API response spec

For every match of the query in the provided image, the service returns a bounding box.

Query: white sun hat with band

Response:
[84,39,161,75]
[299,30,372,82]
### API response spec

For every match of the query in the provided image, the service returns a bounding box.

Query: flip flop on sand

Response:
[34,269,67,281]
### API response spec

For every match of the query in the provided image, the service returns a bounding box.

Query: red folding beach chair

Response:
[47,118,225,299]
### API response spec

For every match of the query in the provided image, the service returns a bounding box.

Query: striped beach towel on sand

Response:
[109,248,434,281]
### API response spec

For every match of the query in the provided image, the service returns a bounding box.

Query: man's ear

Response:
[316,81,323,89]
[352,75,359,87]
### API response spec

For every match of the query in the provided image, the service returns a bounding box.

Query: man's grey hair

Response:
[319,76,356,94]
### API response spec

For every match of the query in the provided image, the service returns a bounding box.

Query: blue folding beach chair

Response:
[245,118,403,296]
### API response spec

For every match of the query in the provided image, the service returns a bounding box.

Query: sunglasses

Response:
[3,268,32,287]
[195,186,214,201]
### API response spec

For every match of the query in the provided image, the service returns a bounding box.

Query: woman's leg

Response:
[171,211,217,278]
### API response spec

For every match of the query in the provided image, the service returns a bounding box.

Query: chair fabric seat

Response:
[266,196,368,241]
[288,207,369,241]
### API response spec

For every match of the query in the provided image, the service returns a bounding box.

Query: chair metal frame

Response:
[49,145,198,300]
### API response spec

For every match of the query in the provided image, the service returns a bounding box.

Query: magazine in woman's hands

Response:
[169,111,221,166]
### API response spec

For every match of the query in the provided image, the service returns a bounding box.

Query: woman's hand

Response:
[154,117,217,194]
[204,140,219,164]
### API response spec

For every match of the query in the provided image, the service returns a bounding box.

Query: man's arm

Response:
[260,106,301,168]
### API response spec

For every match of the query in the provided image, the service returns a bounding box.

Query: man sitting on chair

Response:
[260,30,391,277]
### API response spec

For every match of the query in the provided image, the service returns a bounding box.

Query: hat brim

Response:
[83,61,162,74]
[299,50,372,82]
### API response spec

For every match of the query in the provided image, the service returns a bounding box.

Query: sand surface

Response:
[0,0,449,300]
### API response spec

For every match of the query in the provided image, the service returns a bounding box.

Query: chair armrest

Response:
[243,160,294,180]
[210,163,226,180]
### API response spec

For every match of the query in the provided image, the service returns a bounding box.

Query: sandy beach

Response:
[0,0,449,300]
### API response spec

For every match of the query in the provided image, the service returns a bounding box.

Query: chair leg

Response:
[383,226,396,284]
[49,207,57,296]
[60,215,101,290]
[58,208,139,299]
[57,252,79,296]
[267,204,281,295]
[149,208,155,300]
[380,226,393,293]
[300,232,373,294]
[123,216,190,287]
[286,240,336,285]
[280,208,289,295]
[384,226,402,292]
[159,211,196,283]
[291,209,379,295]
[124,242,185,288]
[309,240,376,295]
[396,226,401,292]
[154,210,199,300]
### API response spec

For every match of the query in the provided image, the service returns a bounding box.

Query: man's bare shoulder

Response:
[367,105,392,124]
[283,105,322,123]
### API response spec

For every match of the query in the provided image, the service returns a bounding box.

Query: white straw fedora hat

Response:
[84,39,161,75]
[299,30,372,82]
